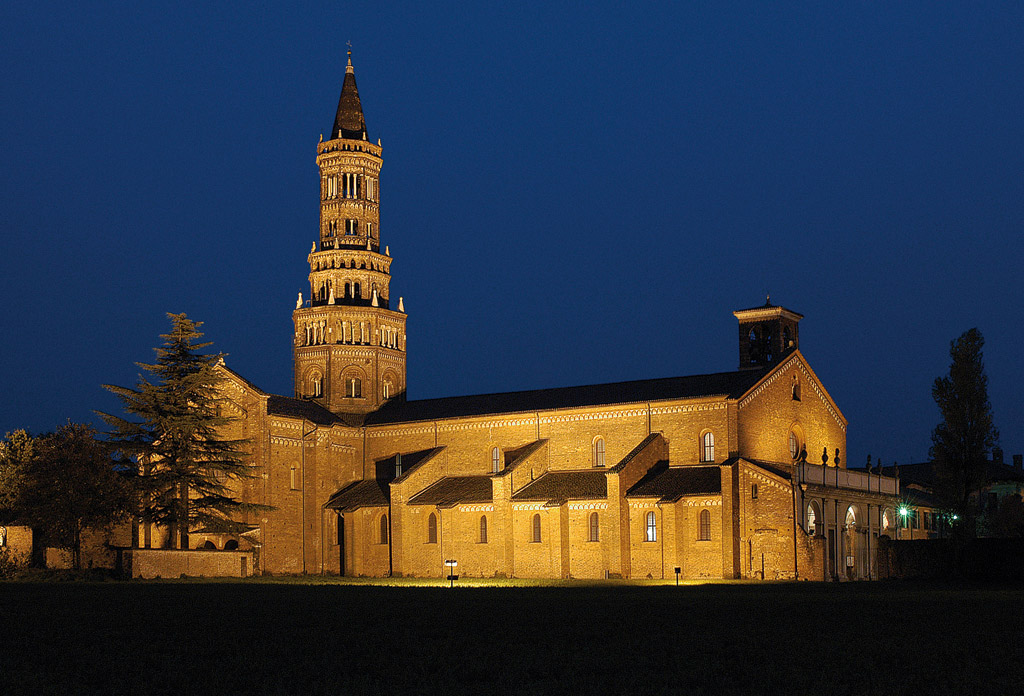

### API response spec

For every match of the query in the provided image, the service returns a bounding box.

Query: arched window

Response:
[532,514,542,543]
[845,506,856,528]
[789,430,800,460]
[792,375,801,401]
[290,464,300,490]
[698,509,711,540]
[0,526,6,547]
[645,511,657,542]
[806,502,819,535]
[491,446,501,474]
[346,377,362,398]
[224,539,239,550]
[881,508,892,531]
[479,516,488,543]
[593,437,606,468]
[379,515,389,544]
[589,512,600,542]
[701,432,715,462]
[311,373,323,398]
[202,540,216,549]
[382,379,393,399]
[427,513,437,544]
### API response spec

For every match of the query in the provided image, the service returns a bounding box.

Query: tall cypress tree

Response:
[930,328,999,538]
[101,313,262,549]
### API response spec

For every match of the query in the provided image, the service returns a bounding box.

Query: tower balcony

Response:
[306,295,391,310]
[320,237,381,252]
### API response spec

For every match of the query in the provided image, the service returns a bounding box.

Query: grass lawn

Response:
[2,578,1023,695]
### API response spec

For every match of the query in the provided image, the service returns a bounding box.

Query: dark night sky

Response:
[2,2,1022,467]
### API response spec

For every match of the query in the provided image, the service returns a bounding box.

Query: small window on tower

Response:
[346,219,358,235]
[346,377,362,398]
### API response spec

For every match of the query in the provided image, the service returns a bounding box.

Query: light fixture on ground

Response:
[444,559,458,587]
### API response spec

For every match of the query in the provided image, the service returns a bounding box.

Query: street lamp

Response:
[898,505,910,541]
[444,559,458,588]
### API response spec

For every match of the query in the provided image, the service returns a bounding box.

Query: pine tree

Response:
[930,328,999,539]
[100,313,263,549]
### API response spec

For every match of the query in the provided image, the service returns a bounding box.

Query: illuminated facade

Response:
[210,55,902,580]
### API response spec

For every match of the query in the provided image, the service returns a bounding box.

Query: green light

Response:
[899,506,909,517]
[951,514,959,521]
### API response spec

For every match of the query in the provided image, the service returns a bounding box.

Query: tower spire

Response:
[332,46,367,140]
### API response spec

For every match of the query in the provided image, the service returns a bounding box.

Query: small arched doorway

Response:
[843,505,863,580]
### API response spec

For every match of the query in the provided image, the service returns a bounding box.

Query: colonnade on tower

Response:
[292,52,407,414]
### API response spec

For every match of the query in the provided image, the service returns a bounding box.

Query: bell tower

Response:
[292,52,407,414]
[733,298,802,369]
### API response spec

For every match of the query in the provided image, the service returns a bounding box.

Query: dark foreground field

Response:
[2,579,1023,695]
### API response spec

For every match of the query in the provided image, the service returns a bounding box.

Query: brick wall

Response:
[125,549,255,579]
[737,357,847,466]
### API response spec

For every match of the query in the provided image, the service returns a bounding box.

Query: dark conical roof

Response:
[331,52,367,140]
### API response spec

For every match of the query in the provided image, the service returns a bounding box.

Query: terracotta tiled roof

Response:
[626,464,721,502]
[494,439,548,478]
[608,433,662,473]
[365,368,770,426]
[512,470,608,504]
[390,447,446,484]
[747,459,793,481]
[325,479,389,511]
[266,395,351,426]
[408,476,493,507]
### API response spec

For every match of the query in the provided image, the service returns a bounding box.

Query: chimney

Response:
[993,447,1004,464]
[1014,454,1022,472]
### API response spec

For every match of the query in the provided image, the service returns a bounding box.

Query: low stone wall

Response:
[119,548,255,579]
[0,525,33,569]
[877,537,1024,581]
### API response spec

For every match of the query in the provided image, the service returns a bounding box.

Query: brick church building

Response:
[203,54,901,581]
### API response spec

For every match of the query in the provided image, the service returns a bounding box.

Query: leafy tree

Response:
[17,424,133,569]
[986,494,1024,538]
[100,313,263,549]
[0,429,35,518]
[930,328,999,538]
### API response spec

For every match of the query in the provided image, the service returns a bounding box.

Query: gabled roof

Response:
[608,433,662,473]
[512,470,608,504]
[903,486,946,509]
[746,459,793,481]
[365,368,771,426]
[325,479,389,511]
[494,439,548,478]
[390,447,446,485]
[408,476,493,507]
[266,395,353,426]
[216,363,267,396]
[626,464,721,502]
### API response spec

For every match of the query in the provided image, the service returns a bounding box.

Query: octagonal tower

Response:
[293,52,407,414]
